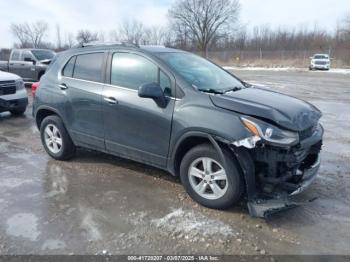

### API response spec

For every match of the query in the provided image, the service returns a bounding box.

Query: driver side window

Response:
[21,51,35,62]
[111,52,172,96]
[111,53,158,90]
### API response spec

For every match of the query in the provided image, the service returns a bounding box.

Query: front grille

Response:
[315,61,327,65]
[0,81,16,95]
[299,124,317,141]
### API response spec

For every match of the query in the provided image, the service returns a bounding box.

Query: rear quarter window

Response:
[62,56,76,77]
[73,53,104,83]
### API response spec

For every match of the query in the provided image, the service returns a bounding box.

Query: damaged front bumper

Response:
[230,124,323,218]
[248,154,320,218]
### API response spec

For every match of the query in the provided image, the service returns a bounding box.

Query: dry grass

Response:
[210,57,350,69]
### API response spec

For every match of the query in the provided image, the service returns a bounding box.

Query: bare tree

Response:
[76,30,99,44]
[65,33,75,48]
[10,21,49,48]
[56,24,62,50]
[143,26,167,45]
[169,0,240,56]
[342,15,350,34]
[118,20,145,45]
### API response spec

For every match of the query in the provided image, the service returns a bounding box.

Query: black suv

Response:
[33,43,323,217]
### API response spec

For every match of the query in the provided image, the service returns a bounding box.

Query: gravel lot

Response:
[0,69,349,255]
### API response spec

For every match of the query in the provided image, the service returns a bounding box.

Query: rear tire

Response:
[180,144,243,209]
[40,115,75,160]
[10,107,26,116]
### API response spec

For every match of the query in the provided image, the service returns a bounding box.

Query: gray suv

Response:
[33,43,323,217]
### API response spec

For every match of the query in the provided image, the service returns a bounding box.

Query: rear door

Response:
[102,51,175,167]
[59,52,107,150]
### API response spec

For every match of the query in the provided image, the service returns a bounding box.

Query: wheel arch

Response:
[168,131,232,177]
[169,131,257,201]
[35,106,64,129]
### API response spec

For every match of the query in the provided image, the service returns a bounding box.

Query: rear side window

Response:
[62,56,76,77]
[111,53,158,90]
[11,51,20,61]
[73,53,104,82]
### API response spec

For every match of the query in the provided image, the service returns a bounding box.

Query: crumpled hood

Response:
[210,87,322,132]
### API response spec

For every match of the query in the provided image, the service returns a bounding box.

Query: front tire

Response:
[40,115,75,160]
[180,144,243,209]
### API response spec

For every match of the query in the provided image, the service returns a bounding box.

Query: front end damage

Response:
[230,123,323,218]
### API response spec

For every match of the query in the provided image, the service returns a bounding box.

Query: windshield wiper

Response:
[222,86,242,93]
[197,88,224,94]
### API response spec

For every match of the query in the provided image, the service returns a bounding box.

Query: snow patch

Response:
[6,213,40,241]
[224,66,298,72]
[41,239,66,250]
[152,208,235,239]
[223,66,350,74]
[0,178,34,188]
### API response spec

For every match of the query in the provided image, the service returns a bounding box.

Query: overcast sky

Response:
[0,0,349,48]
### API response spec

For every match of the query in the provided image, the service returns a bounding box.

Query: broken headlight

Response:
[240,117,299,146]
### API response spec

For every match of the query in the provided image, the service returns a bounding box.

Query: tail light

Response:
[32,82,40,97]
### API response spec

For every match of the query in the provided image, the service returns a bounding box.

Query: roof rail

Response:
[77,41,139,48]
[139,45,166,48]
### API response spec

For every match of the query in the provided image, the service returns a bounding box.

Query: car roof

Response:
[68,43,184,55]
[13,48,54,52]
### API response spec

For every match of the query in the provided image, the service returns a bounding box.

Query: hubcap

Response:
[44,124,62,154]
[188,157,228,200]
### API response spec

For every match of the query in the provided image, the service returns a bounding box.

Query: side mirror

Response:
[138,82,167,108]
[24,57,36,64]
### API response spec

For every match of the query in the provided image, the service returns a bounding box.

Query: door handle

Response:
[104,97,118,104]
[59,83,68,90]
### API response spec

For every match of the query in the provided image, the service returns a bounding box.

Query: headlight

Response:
[15,79,25,90]
[240,117,299,146]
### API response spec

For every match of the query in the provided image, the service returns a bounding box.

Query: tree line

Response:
[3,0,350,64]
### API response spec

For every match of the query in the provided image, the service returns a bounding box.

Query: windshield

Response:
[32,50,55,61]
[156,52,244,92]
[314,55,328,59]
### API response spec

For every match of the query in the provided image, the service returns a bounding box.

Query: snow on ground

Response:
[223,66,350,75]
[152,208,236,240]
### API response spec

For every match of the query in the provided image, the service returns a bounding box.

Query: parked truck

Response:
[0,49,56,82]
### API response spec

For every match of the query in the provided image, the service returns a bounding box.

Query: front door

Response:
[103,52,175,167]
[20,50,37,81]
